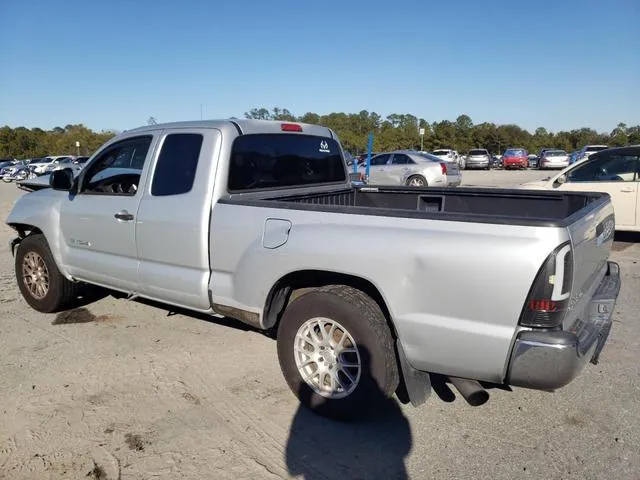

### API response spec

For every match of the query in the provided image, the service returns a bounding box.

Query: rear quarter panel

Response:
[210,203,569,382]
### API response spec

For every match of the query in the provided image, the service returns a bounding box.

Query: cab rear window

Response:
[228,134,346,191]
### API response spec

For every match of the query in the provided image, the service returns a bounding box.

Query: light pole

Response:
[419,128,425,151]
[75,141,80,156]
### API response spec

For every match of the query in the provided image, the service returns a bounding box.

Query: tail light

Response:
[440,162,447,175]
[519,241,573,328]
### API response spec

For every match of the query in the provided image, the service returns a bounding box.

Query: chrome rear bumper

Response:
[506,261,621,390]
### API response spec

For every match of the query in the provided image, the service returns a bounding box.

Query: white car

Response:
[575,144,608,163]
[359,150,462,187]
[520,145,639,232]
[432,149,459,165]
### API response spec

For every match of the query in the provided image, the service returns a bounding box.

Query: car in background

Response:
[502,148,528,169]
[520,145,640,231]
[465,148,491,170]
[44,156,75,173]
[539,149,570,169]
[527,154,539,169]
[359,150,461,187]
[432,149,460,166]
[575,145,608,163]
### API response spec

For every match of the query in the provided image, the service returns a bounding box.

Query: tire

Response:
[15,234,79,313]
[277,285,399,421]
[406,175,427,187]
[2,177,12,183]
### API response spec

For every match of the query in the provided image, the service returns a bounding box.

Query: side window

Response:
[391,154,411,165]
[568,154,639,183]
[370,154,391,166]
[80,136,152,195]
[151,133,203,196]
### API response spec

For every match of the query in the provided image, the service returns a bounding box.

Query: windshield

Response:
[504,149,525,156]
[432,150,451,155]
[228,134,346,191]
[545,150,567,157]
[586,146,608,153]
[468,149,488,156]
[39,158,54,164]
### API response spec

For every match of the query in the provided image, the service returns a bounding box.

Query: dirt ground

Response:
[1,176,639,480]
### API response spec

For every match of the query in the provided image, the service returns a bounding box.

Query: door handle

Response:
[620,187,635,192]
[114,210,134,221]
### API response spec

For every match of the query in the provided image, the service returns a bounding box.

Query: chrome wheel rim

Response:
[294,317,361,399]
[22,252,49,299]
[408,177,424,186]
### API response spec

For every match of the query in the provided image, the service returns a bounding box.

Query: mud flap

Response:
[396,339,431,407]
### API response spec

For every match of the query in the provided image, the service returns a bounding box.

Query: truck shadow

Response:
[612,231,640,252]
[284,346,412,480]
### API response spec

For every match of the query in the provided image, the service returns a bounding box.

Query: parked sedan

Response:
[520,145,640,232]
[359,150,461,187]
[539,149,569,169]
[465,148,491,170]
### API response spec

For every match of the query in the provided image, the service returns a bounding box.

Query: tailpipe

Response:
[449,376,489,406]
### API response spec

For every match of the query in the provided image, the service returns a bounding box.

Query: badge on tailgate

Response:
[595,215,615,246]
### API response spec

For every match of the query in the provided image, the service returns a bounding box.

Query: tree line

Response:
[244,107,639,156]
[1,111,638,159]
[0,124,116,159]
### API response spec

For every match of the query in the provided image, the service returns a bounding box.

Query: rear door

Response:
[558,150,639,227]
[135,128,221,310]
[365,154,392,184]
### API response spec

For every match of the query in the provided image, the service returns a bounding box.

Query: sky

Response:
[0,0,638,134]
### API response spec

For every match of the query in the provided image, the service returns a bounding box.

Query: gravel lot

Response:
[1,172,638,480]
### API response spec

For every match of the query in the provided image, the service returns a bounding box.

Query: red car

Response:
[502,148,529,169]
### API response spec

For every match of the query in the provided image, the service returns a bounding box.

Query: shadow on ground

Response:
[284,346,412,480]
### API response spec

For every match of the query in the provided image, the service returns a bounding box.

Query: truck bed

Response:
[228,185,608,228]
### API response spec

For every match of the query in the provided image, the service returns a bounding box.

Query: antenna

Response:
[147,116,158,125]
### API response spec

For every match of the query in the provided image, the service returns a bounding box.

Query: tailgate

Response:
[563,195,616,329]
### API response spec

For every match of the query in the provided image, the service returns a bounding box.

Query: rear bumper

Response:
[506,261,621,390]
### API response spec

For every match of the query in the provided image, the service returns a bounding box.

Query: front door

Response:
[59,134,157,292]
[556,150,640,227]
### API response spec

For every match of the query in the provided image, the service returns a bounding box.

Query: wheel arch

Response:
[263,269,396,337]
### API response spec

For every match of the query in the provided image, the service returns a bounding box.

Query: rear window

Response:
[504,149,525,156]
[432,150,451,155]
[228,134,346,191]
[468,149,488,155]
[586,146,608,153]
[545,150,567,157]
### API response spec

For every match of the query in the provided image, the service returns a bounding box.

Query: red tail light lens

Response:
[281,123,303,132]
[519,241,573,328]
[440,162,447,175]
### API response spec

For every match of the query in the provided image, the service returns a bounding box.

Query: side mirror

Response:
[555,174,567,186]
[50,168,74,191]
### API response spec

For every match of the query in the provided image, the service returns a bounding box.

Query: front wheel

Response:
[277,285,400,420]
[406,175,427,187]
[15,234,80,313]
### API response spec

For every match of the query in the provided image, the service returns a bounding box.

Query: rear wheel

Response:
[406,175,427,187]
[15,234,80,313]
[277,285,399,420]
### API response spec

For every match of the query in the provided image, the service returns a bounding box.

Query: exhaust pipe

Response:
[449,376,489,406]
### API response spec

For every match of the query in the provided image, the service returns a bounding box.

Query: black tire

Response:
[406,175,427,187]
[277,285,399,421]
[15,234,79,313]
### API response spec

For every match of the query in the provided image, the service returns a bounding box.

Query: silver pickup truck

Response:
[6,119,621,420]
